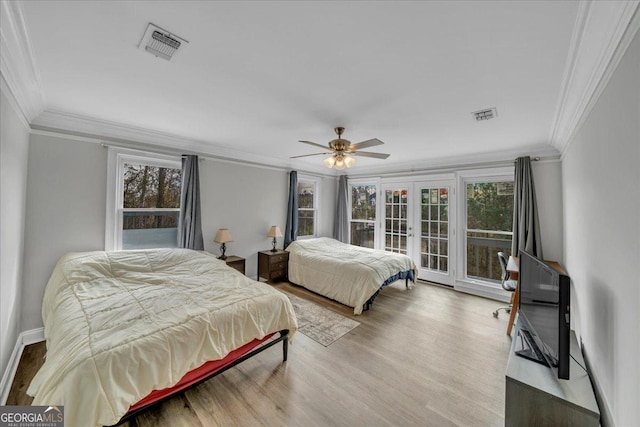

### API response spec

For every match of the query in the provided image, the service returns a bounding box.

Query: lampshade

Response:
[214,228,233,243]
[335,158,345,170]
[323,155,336,168]
[267,225,283,238]
[343,155,355,168]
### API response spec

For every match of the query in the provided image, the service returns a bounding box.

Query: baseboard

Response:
[21,327,44,346]
[580,338,614,427]
[0,337,24,405]
[0,327,44,404]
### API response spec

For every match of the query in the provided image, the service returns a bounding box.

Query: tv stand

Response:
[505,320,599,426]
[515,328,549,366]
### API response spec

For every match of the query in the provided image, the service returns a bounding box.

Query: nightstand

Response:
[258,250,289,283]
[224,255,245,275]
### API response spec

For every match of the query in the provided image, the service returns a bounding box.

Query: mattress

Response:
[27,249,298,427]
[286,238,416,314]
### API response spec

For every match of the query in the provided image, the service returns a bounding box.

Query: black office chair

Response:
[493,251,518,318]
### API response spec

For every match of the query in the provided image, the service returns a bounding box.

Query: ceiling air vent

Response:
[138,23,188,61]
[472,107,498,121]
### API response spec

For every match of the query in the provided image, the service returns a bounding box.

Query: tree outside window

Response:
[297,181,316,237]
[121,161,181,249]
[350,184,376,248]
[465,181,513,282]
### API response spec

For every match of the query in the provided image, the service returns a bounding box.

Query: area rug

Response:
[283,292,360,346]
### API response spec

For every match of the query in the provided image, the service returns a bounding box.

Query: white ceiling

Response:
[18,0,581,174]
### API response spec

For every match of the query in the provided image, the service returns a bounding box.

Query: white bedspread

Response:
[27,249,297,427]
[286,238,416,314]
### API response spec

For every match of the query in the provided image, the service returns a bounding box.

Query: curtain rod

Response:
[347,156,553,179]
[100,140,213,159]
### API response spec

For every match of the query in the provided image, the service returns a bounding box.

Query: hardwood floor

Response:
[7,281,513,426]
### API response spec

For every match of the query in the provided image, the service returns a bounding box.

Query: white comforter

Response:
[287,238,416,314]
[27,249,297,427]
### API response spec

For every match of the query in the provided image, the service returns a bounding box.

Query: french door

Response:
[381,185,413,258]
[380,181,454,285]
[414,181,454,285]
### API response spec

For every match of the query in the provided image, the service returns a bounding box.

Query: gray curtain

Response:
[178,155,204,250]
[333,175,349,242]
[284,171,298,248]
[512,156,543,259]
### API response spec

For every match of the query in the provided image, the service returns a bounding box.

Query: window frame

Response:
[106,147,182,251]
[296,174,320,239]
[348,178,381,249]
[455,167,514,289]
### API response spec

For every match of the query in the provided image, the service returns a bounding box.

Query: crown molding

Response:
[33,108,563,179]
[31,109,334,176]
[550,0,640,156]
[0,0,45,123]
[0,73,30,130]
[345,143,561,178]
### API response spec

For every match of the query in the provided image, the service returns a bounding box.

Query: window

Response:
[106,149,182,250]
[350,184,376,248]
[297,179,317,237]
[465,180,514,282]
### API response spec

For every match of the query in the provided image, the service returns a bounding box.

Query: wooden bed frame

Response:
[109,329,289,426]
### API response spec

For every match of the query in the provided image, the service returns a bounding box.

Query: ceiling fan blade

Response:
[351,151,390,159]
[299,140,330,150]
[349,138,384,151]
[290,152,332,158]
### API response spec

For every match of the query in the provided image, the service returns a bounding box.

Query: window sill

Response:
[454,279,512,302]
[297,235,316,240]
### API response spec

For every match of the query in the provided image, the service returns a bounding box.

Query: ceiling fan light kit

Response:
[343,155,355,168]
[324,152,355,170]
[293,127,390,169]
[323,156,336,168]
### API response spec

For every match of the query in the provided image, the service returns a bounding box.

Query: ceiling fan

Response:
[292,127,390,170]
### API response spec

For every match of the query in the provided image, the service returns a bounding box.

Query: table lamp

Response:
[214,228,233,260]
[267,226,283,252]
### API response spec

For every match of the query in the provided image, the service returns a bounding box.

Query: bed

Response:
[27,249,298,427]
[286,238,417,314]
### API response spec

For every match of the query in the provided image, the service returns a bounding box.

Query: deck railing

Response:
[350,227,512,283]
[466,233,512,282]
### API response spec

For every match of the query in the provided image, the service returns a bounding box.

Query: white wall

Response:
[21,134,108,331]
[562,30,639,427]
[200,163,336,278]
[531,160,563,261]
[317,173,337,239]
[20,134,337,330]
[0,86,30,377]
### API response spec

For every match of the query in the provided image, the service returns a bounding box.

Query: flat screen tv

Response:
[517,250,571,380]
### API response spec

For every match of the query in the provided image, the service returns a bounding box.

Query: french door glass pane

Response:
[384,188,408,253]
[420,188,449,273]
